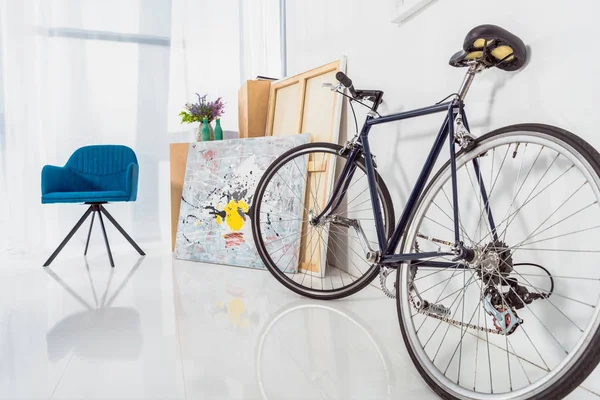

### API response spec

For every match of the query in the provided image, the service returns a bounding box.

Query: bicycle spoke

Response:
[313,152,327,213]
[472,144,510,242]
[504,264,586,333]
[464,164,490,244]
[511,273,600,281]
[422,270,479,349]
[495,270,571,353]
[328,229,370,275]
[274,170,313,214]
[432,200,467,236]
[424,216,456,235]
[511,201,597,246]
[505,181,588,252]
[291,157,320,213]
[442,286,484,377]
[441,186,473,244]
[300,226,320,288]
[502,143,529,244]
[484,157,569,246]
[414,266,464,329]
[512,225,600,250]
[497,152,561,239]
[431,270,479,362]
[514,280,595,308]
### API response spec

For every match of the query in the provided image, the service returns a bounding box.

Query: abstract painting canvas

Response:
[174,134,310,269]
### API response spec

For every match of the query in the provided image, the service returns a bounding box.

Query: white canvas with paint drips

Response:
[174,134,310,269]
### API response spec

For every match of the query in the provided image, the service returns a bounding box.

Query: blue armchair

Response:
[42,145,145,267]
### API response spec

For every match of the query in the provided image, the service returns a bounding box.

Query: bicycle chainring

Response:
[379,266,396,298]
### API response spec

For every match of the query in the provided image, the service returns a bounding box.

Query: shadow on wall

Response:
[468,46,531,129]
[370,46,529,212]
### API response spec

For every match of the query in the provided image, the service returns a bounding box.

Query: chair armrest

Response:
[125,163,139,201]
[41,165,71,195]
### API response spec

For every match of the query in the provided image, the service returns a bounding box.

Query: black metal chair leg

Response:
[84,210,96,256]
[100,206,146,256]
[44,206,94,267]
[97,210,115,268]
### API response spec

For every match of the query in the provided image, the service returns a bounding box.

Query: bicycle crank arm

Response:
[329,215,378,261]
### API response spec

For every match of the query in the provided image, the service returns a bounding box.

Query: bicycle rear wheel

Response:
[252,142,394,300]
[397,124,600,399]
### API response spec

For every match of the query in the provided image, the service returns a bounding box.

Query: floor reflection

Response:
[44,256,145,361]
[255,301,395,400]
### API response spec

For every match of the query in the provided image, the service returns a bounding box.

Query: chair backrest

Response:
[65,145,138,192]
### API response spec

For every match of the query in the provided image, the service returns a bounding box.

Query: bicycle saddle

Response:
[449,24,527,71]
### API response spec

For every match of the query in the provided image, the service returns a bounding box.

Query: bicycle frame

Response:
[315,98,497,270]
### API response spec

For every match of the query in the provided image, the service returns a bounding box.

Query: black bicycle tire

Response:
[251,142,395,300]
[396,123,600,400]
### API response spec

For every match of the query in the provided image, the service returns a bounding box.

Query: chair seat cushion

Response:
[42,190,131,204]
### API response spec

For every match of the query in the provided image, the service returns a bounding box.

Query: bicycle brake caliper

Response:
[454,114,475,150]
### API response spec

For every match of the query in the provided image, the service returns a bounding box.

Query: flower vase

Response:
[197,120,214,141]
[214,118,223,140]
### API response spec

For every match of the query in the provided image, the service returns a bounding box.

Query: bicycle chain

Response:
[409,294,502,335]
[407,238,502,335]
[378,237,503,335]
[382,268,502,334]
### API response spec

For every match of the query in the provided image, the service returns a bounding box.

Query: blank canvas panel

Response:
[302,70,338,142]
[266,58,346,277]
[272,83,301,136]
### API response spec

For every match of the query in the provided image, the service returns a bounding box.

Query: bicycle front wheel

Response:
[252,142,394,300]
[397,124,600,399]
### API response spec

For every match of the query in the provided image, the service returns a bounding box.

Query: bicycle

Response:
[251,24,600,399]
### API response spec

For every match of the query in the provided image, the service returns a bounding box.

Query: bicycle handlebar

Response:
[336,71,359,98]
[336,71,385,113]
[336,71,353,88]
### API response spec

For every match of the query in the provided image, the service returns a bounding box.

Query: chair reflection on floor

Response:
[44,256,145,361]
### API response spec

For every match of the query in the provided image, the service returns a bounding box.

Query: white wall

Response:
[285,1,600,391]
[286,0,600,210]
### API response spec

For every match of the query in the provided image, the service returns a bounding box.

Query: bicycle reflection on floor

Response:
[255,302,395,400]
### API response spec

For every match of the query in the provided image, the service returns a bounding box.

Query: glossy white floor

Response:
[1,243,599,400]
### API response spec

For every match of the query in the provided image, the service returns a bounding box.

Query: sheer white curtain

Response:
[167,0,284,141]
[0,0,172,251]
[0,171,8,252]
[240,0,283,81]
[0,0,283,251]
[167,0,242,140]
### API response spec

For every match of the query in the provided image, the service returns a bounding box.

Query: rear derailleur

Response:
[483,278,550,335]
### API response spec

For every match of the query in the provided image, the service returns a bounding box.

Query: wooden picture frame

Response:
[265,57,347,277]
[170,143,190,251]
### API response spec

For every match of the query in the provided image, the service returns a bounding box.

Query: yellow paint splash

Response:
[227,298,247,327]
[219,199,249,231]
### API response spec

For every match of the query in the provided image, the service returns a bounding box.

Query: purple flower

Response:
[180,93,226,124]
